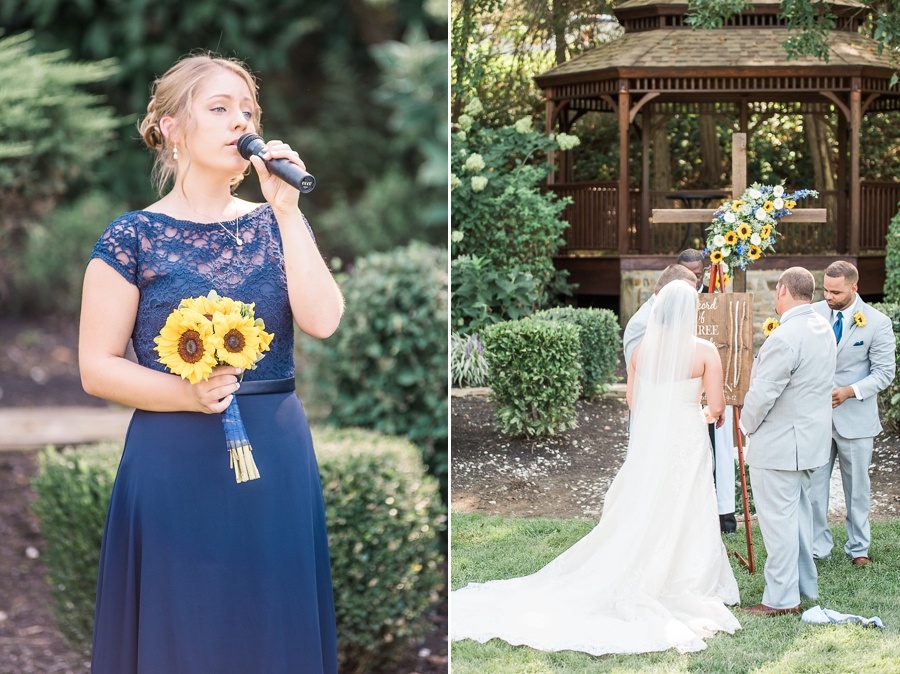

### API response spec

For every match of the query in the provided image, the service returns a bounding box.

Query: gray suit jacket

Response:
[812,298,896,439]
[623,294,655,366]
[742,305,836,471]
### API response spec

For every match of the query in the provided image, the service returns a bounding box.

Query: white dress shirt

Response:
[829,295,863,401]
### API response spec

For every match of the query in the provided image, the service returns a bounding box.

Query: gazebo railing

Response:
[550,182,900,255]
[861,181,900,250]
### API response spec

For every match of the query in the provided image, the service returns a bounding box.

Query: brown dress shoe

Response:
[852,556,872,566]
[741,603,801,616]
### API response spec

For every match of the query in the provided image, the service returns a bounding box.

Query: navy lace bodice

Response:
[89,204,308,381]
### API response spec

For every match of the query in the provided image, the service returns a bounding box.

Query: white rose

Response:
[465,153,485,172]
[750,233,761,245]
[720,262,729,273]
[755,207,768,221]
[713,234,726,247]
[748,188,762,200]
[773,185,784,197]
[457,114,473,132]
[723,212,736,224]
[471,176,488,192]
[773,197,784,210]
[514,116,533,134]
[740,203,752,215]
[722,247,732,257]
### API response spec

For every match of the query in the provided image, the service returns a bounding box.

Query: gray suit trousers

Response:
[750,466,818,609]
[810,429,874,559]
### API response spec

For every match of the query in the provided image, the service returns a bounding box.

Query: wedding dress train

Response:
[451,282,741,656]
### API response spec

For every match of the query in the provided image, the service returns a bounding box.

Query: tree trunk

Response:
[699,107,722,186]
[804,113,836,191]
[652,113,672,209]
[552,0,568,65]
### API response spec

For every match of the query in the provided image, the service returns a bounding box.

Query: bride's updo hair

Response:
[138,53,262,194]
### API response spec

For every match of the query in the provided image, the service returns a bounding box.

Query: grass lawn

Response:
[450,513,900,673]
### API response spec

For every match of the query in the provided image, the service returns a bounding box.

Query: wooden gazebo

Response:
[535,0,900,298]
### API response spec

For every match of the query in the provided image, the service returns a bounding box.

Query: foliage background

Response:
[0,0,448,313]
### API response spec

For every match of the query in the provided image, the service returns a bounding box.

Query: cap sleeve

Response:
[89,215,138,286]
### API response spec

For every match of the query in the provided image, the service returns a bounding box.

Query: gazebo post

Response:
[837,111,847,254]
[739,97,748,134]
[641,107,651,254]
[618,80,630,256]
[850,78,861,256]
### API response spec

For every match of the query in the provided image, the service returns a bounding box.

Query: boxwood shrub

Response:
[482,318,582,437]
[532,307,620,396]
[872,302,900,431]
[31,427,445,673]
[316,242,448,496]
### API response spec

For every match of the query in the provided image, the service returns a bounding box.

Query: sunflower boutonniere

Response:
[763,317,780,337]
[853,311,866,328]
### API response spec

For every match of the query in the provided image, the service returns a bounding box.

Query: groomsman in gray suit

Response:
[810,261,896,565]
[740,268,836,615]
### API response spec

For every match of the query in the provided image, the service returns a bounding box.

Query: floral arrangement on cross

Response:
[704,183,819,284]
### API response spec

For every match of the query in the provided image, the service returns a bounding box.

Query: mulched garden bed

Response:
[451,394,900,521]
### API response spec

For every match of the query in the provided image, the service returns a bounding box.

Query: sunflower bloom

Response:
[181,293,227,320]
[725,231,738,245]
[710,250,724,264]
[761,224,772,239]
[763,317,780,337]
[210,310,268,370]
[737,224,752,240]
[854,312,866,327]
[748,245,762,260]
[154,310,217,384]
[731,200,743,212]
[785,199,797,209]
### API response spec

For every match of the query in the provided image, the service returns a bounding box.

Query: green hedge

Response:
[318,242,448,496]
[31,427,445,673]
[883,205,900,303]
[482,318,581,437]
[532,307,620,397]
[872,302,900,431]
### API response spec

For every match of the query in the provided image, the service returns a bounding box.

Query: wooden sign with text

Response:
[697,293,754,406]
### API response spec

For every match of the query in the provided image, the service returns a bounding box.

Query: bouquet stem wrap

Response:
[223,398,260,483]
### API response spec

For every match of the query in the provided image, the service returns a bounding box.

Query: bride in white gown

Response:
[450,280,741,656]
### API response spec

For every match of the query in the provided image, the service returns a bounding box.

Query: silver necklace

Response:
[175,193,243,246]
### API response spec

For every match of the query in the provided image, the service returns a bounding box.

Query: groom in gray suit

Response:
[740,268,835,615]
[810,261,896,565]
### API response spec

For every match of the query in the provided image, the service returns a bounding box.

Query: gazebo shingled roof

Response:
[534,0,900,272]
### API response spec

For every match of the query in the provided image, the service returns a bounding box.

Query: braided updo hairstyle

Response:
[138,53,262,195]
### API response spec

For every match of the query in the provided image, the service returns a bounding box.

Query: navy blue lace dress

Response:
[88,204,337,674]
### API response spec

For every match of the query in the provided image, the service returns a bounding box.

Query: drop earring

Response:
[173,144,178,161]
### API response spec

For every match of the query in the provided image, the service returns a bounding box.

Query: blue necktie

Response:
[834,311,843,344]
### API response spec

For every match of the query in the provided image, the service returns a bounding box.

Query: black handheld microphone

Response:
[237,133,316,193]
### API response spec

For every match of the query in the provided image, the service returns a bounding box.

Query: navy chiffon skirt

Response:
[91,392,338,673]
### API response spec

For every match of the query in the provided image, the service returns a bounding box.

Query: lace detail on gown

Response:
[89,205,312,381]
[451,378,741,656]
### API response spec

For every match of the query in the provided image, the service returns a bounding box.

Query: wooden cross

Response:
[649,132,829,292]
[647,132,828,573]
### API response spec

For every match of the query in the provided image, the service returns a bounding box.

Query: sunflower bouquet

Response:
[704,183,818,273]
[154,290,274,484]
